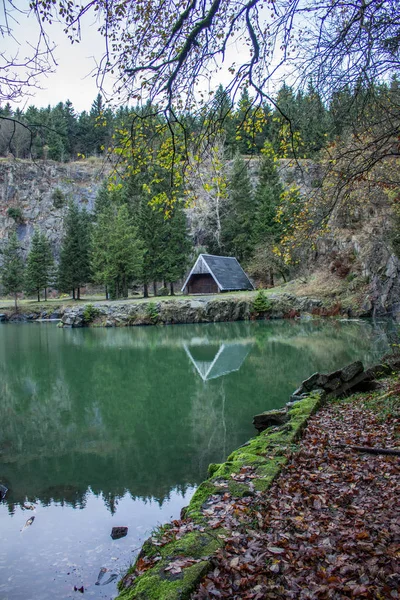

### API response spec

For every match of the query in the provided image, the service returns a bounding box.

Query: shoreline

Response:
[115,357,397,600]
[25,293,372,328]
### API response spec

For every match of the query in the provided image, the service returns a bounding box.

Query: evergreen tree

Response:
[48,102,67,161]
[161,202,191,295]
[25,230,54,301]
[210,85,236,154]
[64,100,78,159]
[270,84,301,156]
[300,82,329,156]
[1,231,25,310]
[92,204,143,299]
[251,144,284,285]
[253,143,283,246]
[88,93,114,155]
[58,202,91,299]
[222,152,254,261]
[138,196,166,297]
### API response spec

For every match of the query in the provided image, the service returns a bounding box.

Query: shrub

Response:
[145,301,159,324]
[252,290,272,314]
[158,286,169,297]
[52,188,65,209]
[7,207,24,223]
[82,303,100,323]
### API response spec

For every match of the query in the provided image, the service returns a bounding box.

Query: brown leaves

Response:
[164,557,202,575]
[192,391,400,599]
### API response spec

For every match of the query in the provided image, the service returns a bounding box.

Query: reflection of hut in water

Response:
[181,254,254,294]
[184,340,252,381]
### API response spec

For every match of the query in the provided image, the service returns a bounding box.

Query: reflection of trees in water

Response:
[190,378,229,475]
[0,319,394,513]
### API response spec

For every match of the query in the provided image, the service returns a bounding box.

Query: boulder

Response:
[301,372,320,392]
[323,377,342,391]
[340,360,364,382]
[111,526,128,540]
[253,408,288,432]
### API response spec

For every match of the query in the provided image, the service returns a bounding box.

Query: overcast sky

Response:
[3,3,275,115]
[5,6,106,113]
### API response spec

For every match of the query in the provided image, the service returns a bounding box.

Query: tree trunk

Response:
[153,281,157,297]
[72,289,76,300]
[37,290,40,302]
[143,283,149,298]
[170,282,175,296]
[122,276,128,298]
[77,287,80,300]
[44,287,47,301]
[270,269,274,287]
[105,285,108,300]
[14,292,18,312]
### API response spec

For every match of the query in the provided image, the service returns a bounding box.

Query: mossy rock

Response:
[118,531,224,600]
[117,392,323,600]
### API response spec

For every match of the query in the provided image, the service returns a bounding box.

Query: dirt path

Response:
[192,386,400,599]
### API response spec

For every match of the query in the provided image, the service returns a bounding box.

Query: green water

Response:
[0,319,396,599]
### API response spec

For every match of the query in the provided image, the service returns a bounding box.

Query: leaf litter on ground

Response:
[190,383,400,599]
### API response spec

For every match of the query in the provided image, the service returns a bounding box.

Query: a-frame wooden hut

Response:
[181,254,254,294]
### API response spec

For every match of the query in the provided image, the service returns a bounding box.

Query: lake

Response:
[0,318,396,599]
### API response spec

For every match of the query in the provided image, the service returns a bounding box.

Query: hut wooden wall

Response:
[187,274,219,294]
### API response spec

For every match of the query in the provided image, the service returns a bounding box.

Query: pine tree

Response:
[251,144,284,286]
[1,231,25,310]
[58,202,91,299]
[25,230,54,301]
[124,168,175,297]
[92,204,143,298]
[300,82,329,156]
[161,202,191,295]
[222,152,254,261]
[253,144,283,246]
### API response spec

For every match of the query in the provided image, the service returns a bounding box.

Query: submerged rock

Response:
[111,526,128,540]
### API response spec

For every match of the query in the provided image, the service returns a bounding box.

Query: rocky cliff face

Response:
[0,157,320,257]
[0,159,109,257]
[314,180,400,317]
[0,157,399,316]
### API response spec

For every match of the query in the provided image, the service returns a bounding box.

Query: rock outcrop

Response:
[59,294,365,328]
[0,159,108,258]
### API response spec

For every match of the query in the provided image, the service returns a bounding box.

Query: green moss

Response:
[159,530,223,559]
[253,457,288,491]
[118,560,211,600]
[227,481,252,497]
[118,392,324,600]
[207,463,221,477]
[183,481,219,520]
[117,531,224,600]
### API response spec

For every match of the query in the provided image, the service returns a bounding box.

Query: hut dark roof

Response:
[182,254,254,292]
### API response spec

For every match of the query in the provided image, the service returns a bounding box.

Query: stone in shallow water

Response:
[111,526,128,540]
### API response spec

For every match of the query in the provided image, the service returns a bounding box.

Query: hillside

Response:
[0,156,399,316]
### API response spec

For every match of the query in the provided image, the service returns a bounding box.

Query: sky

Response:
[2,2,280,115]
[4,4,107,113]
